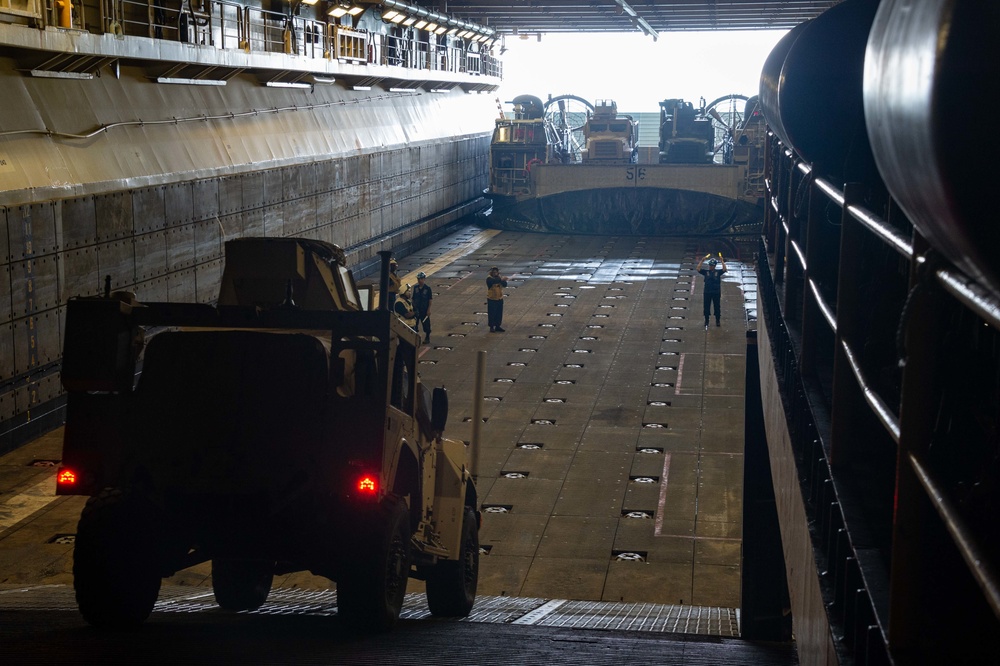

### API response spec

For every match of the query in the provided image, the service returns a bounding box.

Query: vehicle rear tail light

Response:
[357,474,378,495]
[57,468,77,487]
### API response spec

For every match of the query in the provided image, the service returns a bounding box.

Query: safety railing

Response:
[15,0,500,80]
[762,128,1000,663]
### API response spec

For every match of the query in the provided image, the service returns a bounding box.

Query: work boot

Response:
[716,318,721,327]
[705,318,710,330]
[424,335,430,343]
[495,326,505,333]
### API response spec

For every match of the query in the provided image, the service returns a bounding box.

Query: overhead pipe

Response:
[865,0,1000,299]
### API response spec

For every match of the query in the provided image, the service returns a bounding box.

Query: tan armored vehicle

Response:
[56,239,479,630]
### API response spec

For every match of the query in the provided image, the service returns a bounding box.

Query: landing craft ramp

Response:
[0,226,788,663]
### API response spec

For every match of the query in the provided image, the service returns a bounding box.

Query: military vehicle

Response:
[55,239,479,630]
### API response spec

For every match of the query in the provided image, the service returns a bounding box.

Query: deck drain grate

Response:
[547,313,563,317]
[587,324,603,329]
[449,333,466,337]
[598,304,615,308]
[47,534,75,545]
[482,505,512,513]
[555,303,570,308]
[563,363,584,368]
[651,382,674,387]
[554,380,576,385]
[531,419,555,425]
[529,334,547,339]
[579,336,597,341]
[613,551,648,562]
[672,297,688,301]
[539,323,556,328]
[479,545,493,555]
[642,423,668,429]
[434,346,453,351]
[494,378,515,383]
[507,362,526,367]
[670,306,687,310]
[474,311,487,315]
[656,366,677,371]
[659,351,678,356]
[28,459,60,467]
[579,285,596,289]
[666,326,683,330]
[592,314,609,318]
[501,471,529,479]
[544,398,565,403]
[669,315,684,319]
[517,443,544,449]
[419,360,437,365]
[462,417,488,423]
[484,396,502,401]
[637,447,664,454]
[462,321,480,326]
[630,476,660,483]
[623,510,654,519]
[519,348,538,353]
[647,401,670,407]
[572,349,592,354]
[662,338,681,343]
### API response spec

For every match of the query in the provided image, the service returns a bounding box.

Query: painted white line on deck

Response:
[512,599,568,625]
[654,453,673,537]
[675,353,686,394]
[0,475,56,533]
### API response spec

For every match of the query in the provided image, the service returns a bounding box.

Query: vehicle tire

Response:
[73,488,162,628]
[426,506,478,617]
[337,496,411,631]
[211,558,274,611]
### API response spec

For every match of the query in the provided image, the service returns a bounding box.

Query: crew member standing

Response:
[387,258,401,311]
[411,271,433,343]
[393,283,416,329]
[696,253,727,329]
[487,266,508,332]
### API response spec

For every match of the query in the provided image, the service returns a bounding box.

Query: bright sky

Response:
[494,30,788,113]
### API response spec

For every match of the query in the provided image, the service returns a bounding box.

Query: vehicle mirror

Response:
[431,386,448,432]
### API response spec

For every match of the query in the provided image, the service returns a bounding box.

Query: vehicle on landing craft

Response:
[486,93,766,236]
[56,240,479,631]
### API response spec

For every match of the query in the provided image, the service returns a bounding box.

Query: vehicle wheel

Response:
[211,558,274,611]
[337,497,411,630]
[426,506,478,617]
[73,488,162,628]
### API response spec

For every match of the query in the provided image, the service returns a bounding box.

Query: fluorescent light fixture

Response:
[434,26,446,34]
[402,17,416,25]
[390,13,405,23]
[266,81,312,89]
[446,27,458,35]
[425,22,438,31]
[301,0,318,5]
[328,6,348,17]
[414,19,427,29]
[382,10,399,20]
[347,6,364,15]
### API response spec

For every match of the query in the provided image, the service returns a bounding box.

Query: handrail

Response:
[908,451,1000,618]
[25,0,500,80]
[840,339,901,443]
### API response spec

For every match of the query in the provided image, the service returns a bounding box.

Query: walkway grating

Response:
[0,584,739,636]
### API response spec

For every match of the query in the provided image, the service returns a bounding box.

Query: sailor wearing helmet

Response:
[411,271,433,343]
[387,257,401,310]
[696,253,728,329]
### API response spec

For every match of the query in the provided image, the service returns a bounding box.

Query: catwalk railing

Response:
[5,0,500,78]
[762,132,1000,664]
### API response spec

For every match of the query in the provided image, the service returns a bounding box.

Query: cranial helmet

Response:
[708,258,718,267]
[417,271,426,279]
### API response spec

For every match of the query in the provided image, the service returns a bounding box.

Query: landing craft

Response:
[485,93,766,236]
